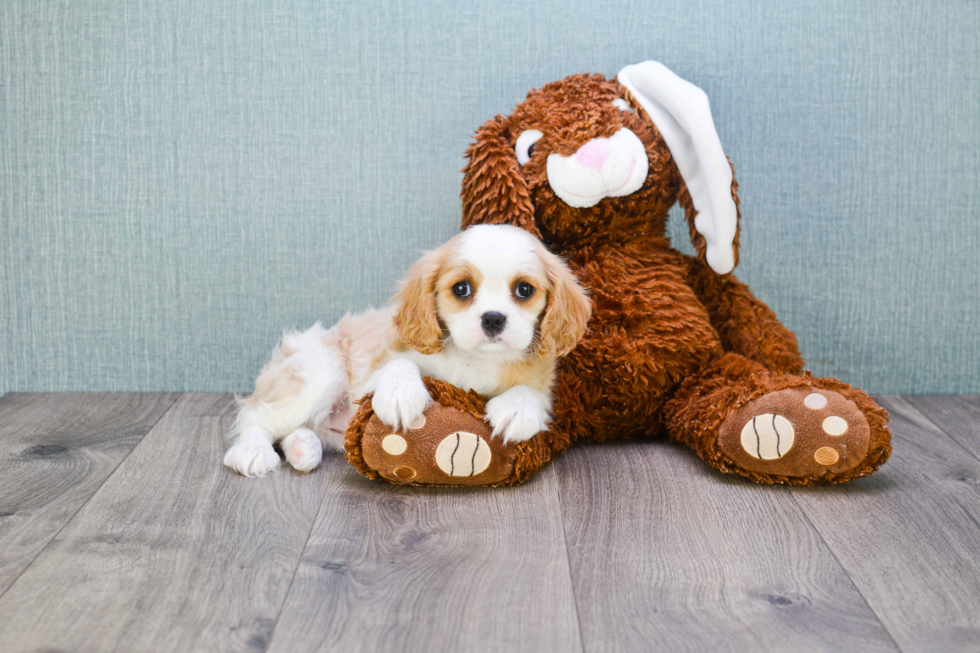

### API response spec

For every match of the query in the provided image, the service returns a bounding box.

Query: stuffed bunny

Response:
[346,61,891,486]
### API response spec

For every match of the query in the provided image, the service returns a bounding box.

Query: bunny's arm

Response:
[684,255,804,375]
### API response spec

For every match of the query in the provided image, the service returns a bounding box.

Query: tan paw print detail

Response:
[719,387,871,478]
[435,432,492,477]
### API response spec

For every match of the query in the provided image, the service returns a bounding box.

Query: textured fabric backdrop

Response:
[1,0,978,395]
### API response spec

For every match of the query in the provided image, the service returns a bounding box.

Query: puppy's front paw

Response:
[223,430,281,477]
[371,360,431,431]
[485,388,549,445]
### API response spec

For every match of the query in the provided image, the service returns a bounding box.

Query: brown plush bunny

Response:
[346,61,891,486]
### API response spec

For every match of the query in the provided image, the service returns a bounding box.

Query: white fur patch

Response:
[618,60,737,274]
[282,428,323,472]
[223,426,281,477]
[485,385,550,444]
[368,358,431,431]
[440,225,545,359]
[545,128,649,209]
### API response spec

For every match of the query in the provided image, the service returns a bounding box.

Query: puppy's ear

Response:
[618,61,740,274]
[394,248,445,355]
[461,116,541,238]
[537,246,592,358]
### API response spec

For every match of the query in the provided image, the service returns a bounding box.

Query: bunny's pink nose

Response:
[575,139,611,170]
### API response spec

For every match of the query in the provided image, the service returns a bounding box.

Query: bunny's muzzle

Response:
[544,128,649,209]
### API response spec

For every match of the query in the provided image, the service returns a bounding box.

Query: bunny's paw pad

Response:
[718,388,870,478]
[358,402,519,486]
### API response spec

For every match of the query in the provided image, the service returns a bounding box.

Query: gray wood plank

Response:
[266,458,583,653]
[0,393,333,653]
[0,392,179,596]
[906,395,980,458]
[556,441,897,653]
[789,395,980,652]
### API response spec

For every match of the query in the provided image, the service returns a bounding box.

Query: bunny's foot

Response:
[664,353,892,485]
[344,378,555,487]
[717,388,871,478]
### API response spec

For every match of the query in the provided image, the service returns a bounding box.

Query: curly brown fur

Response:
[684,255,804,375]
[454,69,892,486]
[662,354,891,484]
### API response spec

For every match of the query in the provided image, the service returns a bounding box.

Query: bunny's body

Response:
[458,62,891,484]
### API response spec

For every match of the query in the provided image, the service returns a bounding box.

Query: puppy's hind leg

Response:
[226,323,350,476]
[282,428,323,472]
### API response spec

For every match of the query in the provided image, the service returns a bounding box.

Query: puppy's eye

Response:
[515,130,544,166]
[514,281,535,300]
[452,281,472,299]
[613,98,634,113]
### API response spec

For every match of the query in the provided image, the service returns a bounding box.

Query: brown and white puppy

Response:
[224,224,591,477]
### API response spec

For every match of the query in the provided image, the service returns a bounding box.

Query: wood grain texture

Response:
[0,393,332,653]
[789,395,980,652]
[0,392,179,596]
[906,395,980,457]
[3,393,979,652]
[266,458,582,653]
[554,441,897,653]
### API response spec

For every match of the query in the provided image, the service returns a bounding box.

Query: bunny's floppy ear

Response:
[618,61,739,274]
[461,116,541,238]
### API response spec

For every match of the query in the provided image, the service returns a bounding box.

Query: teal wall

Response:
[2,1,978,394]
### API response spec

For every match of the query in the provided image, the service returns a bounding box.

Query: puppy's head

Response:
[394,224,591,359]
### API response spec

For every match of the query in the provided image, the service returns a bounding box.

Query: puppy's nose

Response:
[575,139,611,170]
[481,311,507,336]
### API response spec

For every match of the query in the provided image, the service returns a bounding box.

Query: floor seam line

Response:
[785,487,906,653]
[263,458,336,652]
[897,395,980,465]
[553,461,588,653]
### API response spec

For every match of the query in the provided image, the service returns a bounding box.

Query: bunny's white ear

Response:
[617,61,737,274]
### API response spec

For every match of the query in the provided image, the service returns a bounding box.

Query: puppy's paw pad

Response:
[719,388,871,478]
[282,428,323,473]
[224,439,281,477]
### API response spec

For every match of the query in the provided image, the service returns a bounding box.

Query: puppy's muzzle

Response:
[481,311,507,336]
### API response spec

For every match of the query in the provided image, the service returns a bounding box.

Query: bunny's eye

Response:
[613,98,634,113]
[515,130,544,166]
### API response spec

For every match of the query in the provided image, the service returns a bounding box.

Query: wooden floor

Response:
[0,394,978,652]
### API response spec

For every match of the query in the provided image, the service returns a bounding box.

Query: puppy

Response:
[224,224,591,476]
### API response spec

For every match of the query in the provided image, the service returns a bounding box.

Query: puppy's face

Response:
[435,227,548,357]
[394,225,590,360]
